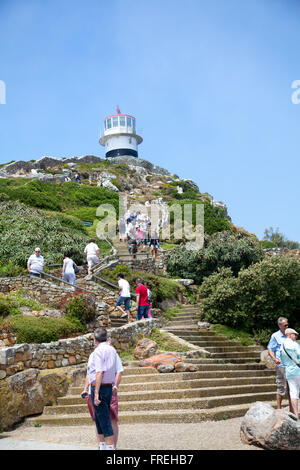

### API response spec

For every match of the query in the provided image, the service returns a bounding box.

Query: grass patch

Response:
[164,306,183,320]
[210,324,255,346]
[118,326,191,361]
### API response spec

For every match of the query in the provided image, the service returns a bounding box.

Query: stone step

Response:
[26,394,278,426]
[176,336,230,343]
[119,369,275,384]
[70,376,275,396]
[184,357,261,364]
[167,316,198,322]
[199,346,262,353]
[209,351,261,359]
[57,383,276,406]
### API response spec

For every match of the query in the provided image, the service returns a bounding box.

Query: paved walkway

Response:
[0,418,260,451]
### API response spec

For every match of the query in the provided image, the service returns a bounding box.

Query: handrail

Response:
[38,272,97,296]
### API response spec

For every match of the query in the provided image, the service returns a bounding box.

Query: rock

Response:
[133,338,158,359]
[240,402,300,450]
[157,364,175,373]
[174,362,198,372]
[260,350,276,370]
[2,160,35,174]
[107,155,170,176]
[0,369,44,430]
[182,179,199,191]
[173,279,194,287]
[139,353,182,370]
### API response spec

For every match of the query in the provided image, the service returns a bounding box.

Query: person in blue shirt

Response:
[267,317,292,411]
[280,328,300,419]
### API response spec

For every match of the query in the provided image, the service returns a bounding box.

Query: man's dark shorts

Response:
[91,384,113,438]
[116,296,130,311]
[137,305,149,320]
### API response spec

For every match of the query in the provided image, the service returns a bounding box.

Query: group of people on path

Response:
[27,239,101,286]
[27,246,153,323]
[118,207,160,259]
[268,318,300,418]
[115,273,152,321]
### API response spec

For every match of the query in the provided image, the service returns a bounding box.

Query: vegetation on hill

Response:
[167,231,263,284]
[0,201,90,268]
[99,265,185,307]
[198,256,300,344]
[0,179,119,214]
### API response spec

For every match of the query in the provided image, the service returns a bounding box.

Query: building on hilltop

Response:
[99,107,143,158]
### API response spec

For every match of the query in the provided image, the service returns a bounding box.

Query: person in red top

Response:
[135,278,149,320]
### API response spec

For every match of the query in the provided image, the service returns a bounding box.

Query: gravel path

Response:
[0,417,260,450]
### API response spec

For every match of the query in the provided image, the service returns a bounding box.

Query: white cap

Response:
[285,328,299,336]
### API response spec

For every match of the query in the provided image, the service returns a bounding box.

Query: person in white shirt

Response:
[115,273,131,321]
[62,253,76,285]
[82,334,124,450]
[84,238,101,274]
[27,247,44,277]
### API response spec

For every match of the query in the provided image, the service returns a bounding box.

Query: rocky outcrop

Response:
[139,353,183,370]
[133,338,158,359]
[107,155,171,176]
[240,402,300,450]
[0,366,86,430]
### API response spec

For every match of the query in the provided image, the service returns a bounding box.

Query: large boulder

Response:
[133,338,158,359]
[0,366,86,430]
[240,402,300,450]
[0,369,44,430]
[139,353,183,371]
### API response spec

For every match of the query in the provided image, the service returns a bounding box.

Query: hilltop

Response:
[0,153,256,275]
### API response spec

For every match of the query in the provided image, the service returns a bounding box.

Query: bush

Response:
[4,315,85,343]
[0,294,21,318]
[0,261,26,278]
[0,201,90,267]
[167,231,263,284]
[199,256,300,334]
[65,295,95,325]
[100,268,183,307]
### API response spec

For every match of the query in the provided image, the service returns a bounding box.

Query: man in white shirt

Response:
[27,247,44,277]
[115,273,131,321]
[84,238,101,274]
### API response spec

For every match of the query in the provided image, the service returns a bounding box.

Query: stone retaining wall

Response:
[0,319,157,380]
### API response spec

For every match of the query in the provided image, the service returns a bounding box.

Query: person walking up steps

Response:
[135,278,149,320]
[115,273,131,322]
[62,253,76,286]
[84,238,101,275]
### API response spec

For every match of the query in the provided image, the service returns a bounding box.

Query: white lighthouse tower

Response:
[99,107,143,158]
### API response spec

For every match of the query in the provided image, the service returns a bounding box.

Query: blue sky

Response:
[1,0,300,242]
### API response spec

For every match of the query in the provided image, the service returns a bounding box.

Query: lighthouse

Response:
[99,107,143,158]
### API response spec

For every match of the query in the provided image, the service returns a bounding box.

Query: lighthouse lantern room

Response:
[99,107,143,158]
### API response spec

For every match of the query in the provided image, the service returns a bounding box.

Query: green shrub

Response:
[5,315,85,343]
[65,296,95,325]
[0,201,90,267]
[0,295,21,318]
[167,231,263,284]
[0,261,26,278]
[199,256,300,334]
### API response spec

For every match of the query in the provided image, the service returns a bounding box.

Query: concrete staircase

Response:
[26,304,277,426]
